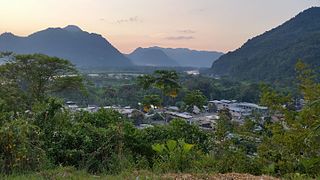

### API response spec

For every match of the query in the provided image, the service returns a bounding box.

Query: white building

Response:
[209,100,268,119]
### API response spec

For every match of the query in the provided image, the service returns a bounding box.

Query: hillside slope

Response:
[211,7,320,82]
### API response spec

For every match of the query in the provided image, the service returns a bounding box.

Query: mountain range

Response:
[127,47,179,67]
[128,47,223,68]
[0,25,132,67]
[211,7,320,82]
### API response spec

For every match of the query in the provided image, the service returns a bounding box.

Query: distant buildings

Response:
[185,70,200,76]
[209,100,268,120]
[64,99,269,131]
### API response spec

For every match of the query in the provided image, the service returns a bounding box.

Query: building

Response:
[209,100,268,120]
[65,101,79,111]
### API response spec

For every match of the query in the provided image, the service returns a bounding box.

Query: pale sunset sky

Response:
[1,0,320,53]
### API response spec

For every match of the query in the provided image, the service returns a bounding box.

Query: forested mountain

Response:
[128,46,223,68]
[127,47,179,67]
[0,25,133,67]
[211,7,320,82]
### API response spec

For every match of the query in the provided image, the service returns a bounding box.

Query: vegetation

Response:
[0,54,84,112]
[0,54,319,179]
[211,7,320,85]
[79,72,262,108]
[183,90,207,112]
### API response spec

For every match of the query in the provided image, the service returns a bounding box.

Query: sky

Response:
[0,0,320,54]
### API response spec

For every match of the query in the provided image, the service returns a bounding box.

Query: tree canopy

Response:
[0,54,84,111]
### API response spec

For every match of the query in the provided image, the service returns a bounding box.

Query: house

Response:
[65,101,78,111]
[166,111,193,120]
[167,106,180,112]
[86,105,100,113]
[191,115,220,130]
[137,124,154,129]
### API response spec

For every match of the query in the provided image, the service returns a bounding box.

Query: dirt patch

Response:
[162,173,279,180]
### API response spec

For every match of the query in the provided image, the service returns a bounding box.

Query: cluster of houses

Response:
[65,99,269,130]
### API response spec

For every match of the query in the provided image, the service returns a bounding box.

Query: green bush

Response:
[152,139,199,173]
[0,119,47,174]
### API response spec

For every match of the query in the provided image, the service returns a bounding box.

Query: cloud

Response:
[115,16,142,24]
[178,29,196,34]
[190,8,207,14]
[165,36,194,40]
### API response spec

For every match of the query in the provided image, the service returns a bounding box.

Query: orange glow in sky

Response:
[1,0,319,53]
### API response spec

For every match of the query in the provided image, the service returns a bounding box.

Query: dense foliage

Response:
[80,73,262,108]
[0,54,319,179]
[0,54,84,111]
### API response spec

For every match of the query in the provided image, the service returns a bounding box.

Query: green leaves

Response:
[183,90,207,112]
[166,140,177,152]
[0,54,85,110]
[295,60,320,102]
[255,61,320,177]
[151,139,197,172]
[182,143,194,154]
[0,119,46,174]
[142,94,162,112]
[152,144,165,154]
[137,70,181,98]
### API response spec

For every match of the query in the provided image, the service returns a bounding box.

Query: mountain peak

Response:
[63,25,83,32]
[0,26,133,67]
[0,32,16,38]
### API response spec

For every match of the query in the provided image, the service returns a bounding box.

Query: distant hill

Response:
[128,47,223,68]
[0,25,133,67]
[211,7,320,82]
[152,47,223,68]
[127,47,179,67]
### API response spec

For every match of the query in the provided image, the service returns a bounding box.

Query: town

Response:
[65,99,269,130]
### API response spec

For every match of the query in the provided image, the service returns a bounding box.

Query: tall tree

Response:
[0,54,84,110]
[137,70,181,98]
[183,90,207,112]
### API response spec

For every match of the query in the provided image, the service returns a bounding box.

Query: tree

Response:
[138,70,181,98]
[256,61,320,177]
[295,60,320,102]
[0,119,46,174]
[142,95,162,112]
[215,109,233,142]
[183,90,207,112]
[130,109,145,125]
[208,102,218,113]
[0,54,84,110]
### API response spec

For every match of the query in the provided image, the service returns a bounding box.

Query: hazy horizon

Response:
[1,0,320,53]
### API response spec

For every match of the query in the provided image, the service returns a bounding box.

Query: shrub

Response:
[152,139,198,173]
[0,119,47,174]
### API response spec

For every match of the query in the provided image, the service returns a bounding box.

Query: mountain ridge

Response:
[0,25,133,67]
[127,47,179,67]
[211,7,320,82]
[128,46,223,68]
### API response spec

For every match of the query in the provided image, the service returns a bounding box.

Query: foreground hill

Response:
[127,47,179,67]
[128,46,223,68]
[211,7,320,82]
[0,25,133,67]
